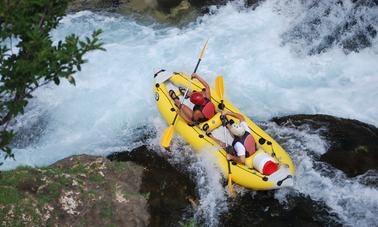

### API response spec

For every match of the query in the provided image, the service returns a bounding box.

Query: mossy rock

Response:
[0,155,149,226]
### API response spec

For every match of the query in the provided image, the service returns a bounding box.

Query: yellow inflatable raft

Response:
[154,70,294,190]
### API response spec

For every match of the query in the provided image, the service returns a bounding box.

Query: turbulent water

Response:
[2,0,378,226]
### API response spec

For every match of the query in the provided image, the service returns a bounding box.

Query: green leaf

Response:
[0,0,106,157]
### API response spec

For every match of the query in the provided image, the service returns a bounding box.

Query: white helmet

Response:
[229,123,245,137]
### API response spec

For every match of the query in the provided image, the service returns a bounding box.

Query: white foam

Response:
[165,143,228,226]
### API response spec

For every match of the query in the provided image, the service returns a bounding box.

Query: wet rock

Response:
[108,145,197,226]
[67,0,264,24]
[221,191,342,226]
[66,0,118,12]
[67,0,195,23]
[245,0,260,6]
[272,114,378,177]
[188,0,227,8]
[157,0,182,12]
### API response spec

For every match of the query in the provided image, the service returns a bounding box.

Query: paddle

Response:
[215,76,224,109]
[215,76,235,196]
[161,40,208,148]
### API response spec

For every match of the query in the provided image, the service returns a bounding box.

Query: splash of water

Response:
[3,0,377,170]
[164,141,228,226]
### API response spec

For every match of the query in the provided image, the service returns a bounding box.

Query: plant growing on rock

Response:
[0,0,105,159]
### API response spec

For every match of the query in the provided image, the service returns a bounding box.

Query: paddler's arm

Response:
[191,73,211,99]
[209,134,227,148]
[227,154,246,164]
[221,110,245,122]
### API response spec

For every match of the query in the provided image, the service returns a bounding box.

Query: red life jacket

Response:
[193,98,216,121]
[232,131,256,157]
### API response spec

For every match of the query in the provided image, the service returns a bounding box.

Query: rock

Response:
[117,0,158,13]
[0,145,197,226]
[67,0,193,23]
[66,0,264,24]
[157,0,183,12]
[0,155,149,226]
[188,0,227,8]
[245,0,264,9]
[66,0,117,12]
[221,191,342,226]
[108,145,197,226]
[114,0,196,24]
[272,114,378,177]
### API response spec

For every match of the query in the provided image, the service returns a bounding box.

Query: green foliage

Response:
[100,202,113,219]
[179,219,198,227]
[142,191,150,199]
[0,0,105,159]
[0,185,21,204]
[0,166,34,187]
[65,163,87,174]
[113,161,128,172]
[88,174,104,182]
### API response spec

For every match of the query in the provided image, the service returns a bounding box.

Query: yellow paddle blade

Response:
[228,174,235,196]
[215,76,224,99]
[199,39,209,60]
[161,125,174,148]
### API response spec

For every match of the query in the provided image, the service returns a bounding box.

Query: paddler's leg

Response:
[169,89,195,124]
[178,87,193,99]
[172,99,195,124]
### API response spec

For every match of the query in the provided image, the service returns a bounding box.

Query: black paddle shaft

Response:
[227,159,232,174]
[193,59,201,74]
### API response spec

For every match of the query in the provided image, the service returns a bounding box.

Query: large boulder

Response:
[108,145,197,226]
[272,114,378,177]
[0,155,149,226]
[0,146,198,226]
[68,0,195,23]
[67,0,264,24]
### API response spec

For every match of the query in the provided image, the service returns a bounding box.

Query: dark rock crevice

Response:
[108,145,197,226]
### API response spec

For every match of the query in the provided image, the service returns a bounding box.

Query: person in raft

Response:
[169,73,216,125]
[210,110,257,164]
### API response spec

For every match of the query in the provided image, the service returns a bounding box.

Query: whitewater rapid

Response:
[4,0,378,169]
[2,0,378,226]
